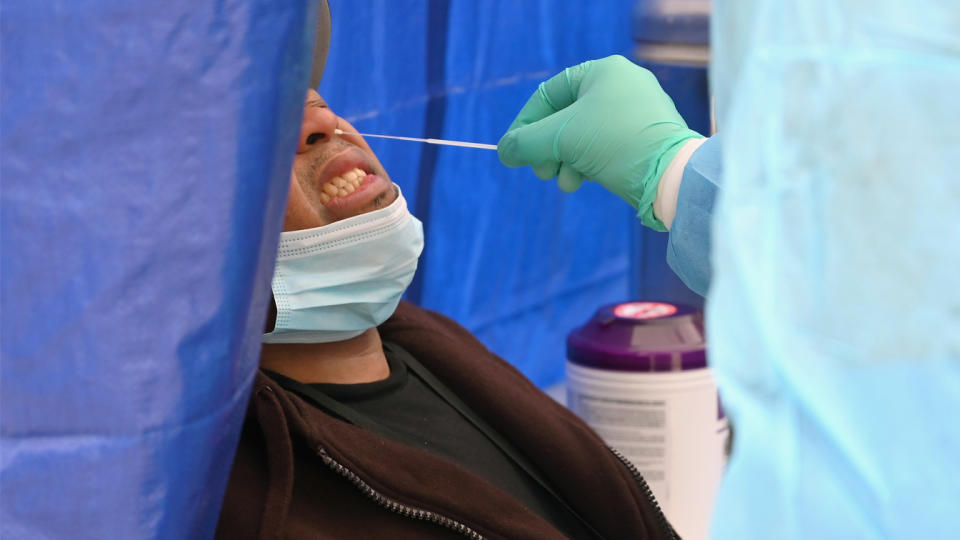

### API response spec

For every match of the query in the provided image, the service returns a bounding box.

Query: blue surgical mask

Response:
[263,188,424,344]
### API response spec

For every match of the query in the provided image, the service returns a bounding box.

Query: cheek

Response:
[282,182,309,232]
[283,174,331,231]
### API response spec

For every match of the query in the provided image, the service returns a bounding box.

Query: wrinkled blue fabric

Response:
[667,134,723,297]
[0,1,317,538]
[319,0,638,388]
[706,1,960,539]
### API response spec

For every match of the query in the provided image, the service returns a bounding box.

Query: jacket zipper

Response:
[608,446,678,540]
[318,444,671,540]
[317,447,485,539]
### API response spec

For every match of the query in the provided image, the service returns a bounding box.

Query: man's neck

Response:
[259,328,389,384]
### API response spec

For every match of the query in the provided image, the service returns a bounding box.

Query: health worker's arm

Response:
[498,55,703,231]
[498,55,720,296]
[658,134,722,297]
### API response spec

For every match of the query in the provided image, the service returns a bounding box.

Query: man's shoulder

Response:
[387,300,458,325]
[382,300,478,343]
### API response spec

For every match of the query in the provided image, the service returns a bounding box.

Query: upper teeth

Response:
[319,167,367,204]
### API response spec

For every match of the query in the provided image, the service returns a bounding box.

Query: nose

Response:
[297,104,338,154]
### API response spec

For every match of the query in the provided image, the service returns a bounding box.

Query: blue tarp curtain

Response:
[1,0,317,537]
[2,0,637,537]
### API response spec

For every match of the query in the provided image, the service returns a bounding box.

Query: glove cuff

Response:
[637,130,703,231]
[653,137,708,230]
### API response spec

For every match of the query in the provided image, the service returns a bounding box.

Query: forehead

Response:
[305,89,327,106]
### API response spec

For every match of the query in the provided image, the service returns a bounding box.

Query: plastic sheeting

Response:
[708,1,960,538]
[319,0,637,387]
[1,1,317,537]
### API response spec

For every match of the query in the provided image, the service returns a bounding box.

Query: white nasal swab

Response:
[334,129,498,151]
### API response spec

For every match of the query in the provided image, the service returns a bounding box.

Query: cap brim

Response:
[309,0,331,89]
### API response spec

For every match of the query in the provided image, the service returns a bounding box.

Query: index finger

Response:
[504,60,593,132]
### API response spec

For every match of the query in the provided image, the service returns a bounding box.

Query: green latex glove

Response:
[498,55,703,230]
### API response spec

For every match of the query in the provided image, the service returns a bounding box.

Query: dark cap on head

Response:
[310,0,331,88]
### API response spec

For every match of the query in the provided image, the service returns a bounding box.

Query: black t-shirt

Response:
[267,343,594,539]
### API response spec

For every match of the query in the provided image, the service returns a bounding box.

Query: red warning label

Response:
[613,302,677,320]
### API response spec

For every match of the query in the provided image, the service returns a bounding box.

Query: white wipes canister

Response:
[566,302,728,540]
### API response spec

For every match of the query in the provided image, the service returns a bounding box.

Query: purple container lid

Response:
[567,301,706,372]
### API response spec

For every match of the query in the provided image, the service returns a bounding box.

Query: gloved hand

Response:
[498,55,703,230]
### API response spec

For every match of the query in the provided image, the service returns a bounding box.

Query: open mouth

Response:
[318,167,368,205]
[310,146,396,220]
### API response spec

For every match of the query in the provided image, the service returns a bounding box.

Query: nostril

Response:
[305,133,325,145]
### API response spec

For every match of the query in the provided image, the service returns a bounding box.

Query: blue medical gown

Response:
[665,4,960,535]
[670,138,960,540]
[666,136,722,297]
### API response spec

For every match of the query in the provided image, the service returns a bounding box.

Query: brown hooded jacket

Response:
[216,301,675,540]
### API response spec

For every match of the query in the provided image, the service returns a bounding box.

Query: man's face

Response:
[283,89,398,231]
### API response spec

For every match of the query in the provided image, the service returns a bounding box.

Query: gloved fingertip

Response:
[532,162,560,180]
[556,162,583,192]
[557,175,584,193]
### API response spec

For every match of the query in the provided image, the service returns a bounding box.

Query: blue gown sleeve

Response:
[665,134,723,297]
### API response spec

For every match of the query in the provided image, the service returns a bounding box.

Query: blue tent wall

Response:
[319,0,637,388]
[1,1,316,537]
[2,1,646,536]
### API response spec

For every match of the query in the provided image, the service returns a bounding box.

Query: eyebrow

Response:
[306,98,328,109]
